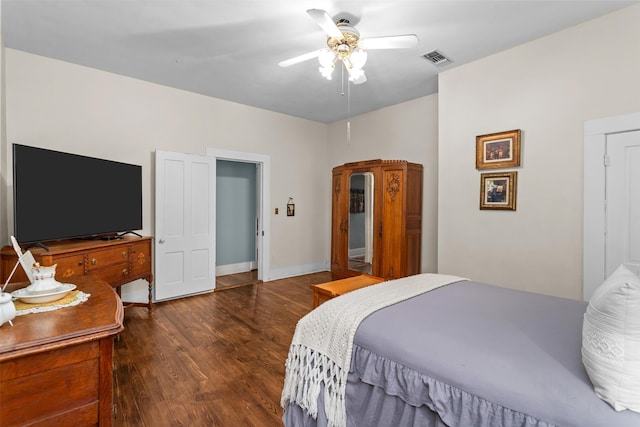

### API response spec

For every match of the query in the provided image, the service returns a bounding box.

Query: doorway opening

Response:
[206,148,271,291]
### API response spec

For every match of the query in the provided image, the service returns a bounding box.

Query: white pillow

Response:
[582,264,640,412]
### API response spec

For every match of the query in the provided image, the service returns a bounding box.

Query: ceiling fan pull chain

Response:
[347,71,351,143]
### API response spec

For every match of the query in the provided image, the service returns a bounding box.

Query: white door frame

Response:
[584,111,640,300]
[206,148,270,282]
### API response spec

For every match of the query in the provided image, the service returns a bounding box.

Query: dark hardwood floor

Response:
[113,271,332,426]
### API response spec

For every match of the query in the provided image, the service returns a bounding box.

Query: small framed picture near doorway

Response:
[480,171,517,210]
[287,198,295,216]
[476,129,521,169]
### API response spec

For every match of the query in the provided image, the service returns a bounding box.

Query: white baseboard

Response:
[138,260,329,302]
[348,247,365,258]
[216,261,257,276]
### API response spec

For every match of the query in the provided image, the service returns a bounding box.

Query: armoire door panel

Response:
[406,232,422,277]
[381,168,405,279]
[331,171,350,277]
[406,165,423,216]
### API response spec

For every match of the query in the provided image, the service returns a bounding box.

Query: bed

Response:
[281,273,640,427]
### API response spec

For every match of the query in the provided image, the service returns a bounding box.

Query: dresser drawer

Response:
[129,241,151,277]
[2,359,99,425]
[86,247,129,272]
[1,342,100,426]
[90,262,131,285]
[52,254,85,281]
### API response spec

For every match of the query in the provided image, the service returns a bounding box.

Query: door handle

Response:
[159,238,165,244]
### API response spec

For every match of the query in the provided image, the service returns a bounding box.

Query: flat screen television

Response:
[13,144,142,245]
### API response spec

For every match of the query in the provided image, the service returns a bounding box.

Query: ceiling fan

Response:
[279,9,419,84]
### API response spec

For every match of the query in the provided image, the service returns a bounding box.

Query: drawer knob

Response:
[122,251,127,258]
[122,269,129,276]
[91,258,97,265]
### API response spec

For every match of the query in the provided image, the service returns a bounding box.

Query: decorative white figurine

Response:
[0,292,16,327]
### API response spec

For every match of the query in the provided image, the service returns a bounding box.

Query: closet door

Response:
[331,169,350,278]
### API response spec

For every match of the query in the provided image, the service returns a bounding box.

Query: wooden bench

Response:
[310,274,385,308]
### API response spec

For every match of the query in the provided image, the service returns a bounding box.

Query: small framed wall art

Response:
[287,198,295,216]
[480,171,517,210]
[476,129,521,170]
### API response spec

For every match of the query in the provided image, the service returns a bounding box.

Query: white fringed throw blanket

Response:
[281,273,467,427]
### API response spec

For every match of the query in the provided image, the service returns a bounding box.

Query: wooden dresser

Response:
[0,276,123,426]
[1,236,153,311]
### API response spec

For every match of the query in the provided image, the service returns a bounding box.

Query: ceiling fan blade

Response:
[307,9,343,39]
[278,49,324,68]
[359,34,419,50]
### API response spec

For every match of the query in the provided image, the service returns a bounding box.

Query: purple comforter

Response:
[283,280,640,426]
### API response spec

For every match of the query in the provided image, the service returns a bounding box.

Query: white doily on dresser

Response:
[15,291,91,316]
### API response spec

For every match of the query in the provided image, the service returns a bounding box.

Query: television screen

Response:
[13,144,142,244]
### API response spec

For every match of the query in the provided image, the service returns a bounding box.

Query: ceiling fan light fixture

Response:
[319,65,334,80]
[336,43,351,61]
[319,48,336,66]
[350,48,368,69]
[348,67,366,84]
[318,48,337,80]
[281,9,418,86]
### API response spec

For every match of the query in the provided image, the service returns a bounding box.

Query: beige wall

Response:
[327,95,439,274]
[2,49,329,300]
[438,4,640,299]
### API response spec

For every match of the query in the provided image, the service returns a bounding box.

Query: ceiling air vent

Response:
[423,50,451,66]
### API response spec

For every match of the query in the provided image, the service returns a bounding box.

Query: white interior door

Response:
[155,150,216,300]
[606,130,640,277]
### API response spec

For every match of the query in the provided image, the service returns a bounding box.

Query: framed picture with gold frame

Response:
[480,171,517,210]
[476,129,521,170]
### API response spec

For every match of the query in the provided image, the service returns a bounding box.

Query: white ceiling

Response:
[2,1,636,123]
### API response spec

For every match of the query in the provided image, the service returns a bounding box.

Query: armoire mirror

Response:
[348,172,374,274]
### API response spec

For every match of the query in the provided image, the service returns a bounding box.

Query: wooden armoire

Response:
[331,159,423,280]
